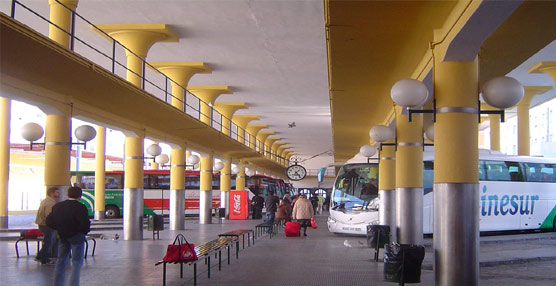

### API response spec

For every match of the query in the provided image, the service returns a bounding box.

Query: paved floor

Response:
[1,214,556,286]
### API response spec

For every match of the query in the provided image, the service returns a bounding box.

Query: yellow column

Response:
[199,154,213,224]
[246,124,267,150]
[220,159,231,218]
[213,103,248,137]
[232,115,260,145]
[434,57,480,286]
[169,147,185,230]
[0,98,10,227]
[529,62,556,84]
[516,86,552,155]
[188,86,232,125]
[265,137,280,159]
[487,114,500,151]
[94,25,176,240]
[236,162,246,191]
[256,131,275,155]
[378,141,396,240]
[149,62,211,110]
[48,0,78,47]
[395,105,423,245]
[94,125,106,220]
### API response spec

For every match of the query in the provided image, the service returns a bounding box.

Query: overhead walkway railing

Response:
[8,0,289,166]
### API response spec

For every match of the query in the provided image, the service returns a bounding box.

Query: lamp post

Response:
[21,123,97,150]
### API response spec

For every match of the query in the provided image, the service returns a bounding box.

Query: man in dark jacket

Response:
[264,191,280,226]
[251,193,264,219]
[46,186,90,286]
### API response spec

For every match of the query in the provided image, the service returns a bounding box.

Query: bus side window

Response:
[478,160,486,180]
[542,164,556,182]
[506,162,524,181]
[485,161,510,181]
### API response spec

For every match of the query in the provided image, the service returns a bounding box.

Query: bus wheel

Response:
[105,205,120,219]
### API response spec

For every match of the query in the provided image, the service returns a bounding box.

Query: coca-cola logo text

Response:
[233,194,241,214]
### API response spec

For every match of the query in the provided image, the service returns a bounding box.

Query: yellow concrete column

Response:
[434,58,480,286]
[94,24,178,87]
[220,158,232,218]
[265,137,280,159]
[213,103,248,137]
[516,86,552,155]
[48,0,78,48]
[44,112,71,194]
[188,86,232,125]
[378,141,396,239]
[256,131,275,155]
[273,142,286,162]
[487,114,500,151]
[235,162,246,191]
[199,154,213,224]
[123,136,144,239]
[246,124,267,150]
[232,115,260,145]
[169,147,185,230]
[0,98,10,227]
[94,125,106,220]
[149,62,211,110]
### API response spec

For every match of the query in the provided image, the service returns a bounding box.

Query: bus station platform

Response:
[1,214,556,286]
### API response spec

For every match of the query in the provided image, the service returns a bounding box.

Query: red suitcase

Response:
[285,222,301,237]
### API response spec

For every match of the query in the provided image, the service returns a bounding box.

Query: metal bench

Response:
[155,236,238,286]
[218,229,255,255]
[15,235,96,259]
[255,222,279,238]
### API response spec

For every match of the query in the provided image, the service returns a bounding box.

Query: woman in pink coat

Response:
[292,195,314,236]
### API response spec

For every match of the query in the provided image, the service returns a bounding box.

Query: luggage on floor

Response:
[284,222,301,237]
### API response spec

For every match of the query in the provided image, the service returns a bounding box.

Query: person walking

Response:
[282,193,292,213]
[275,200,291,224]
[292,195,314,236]
[46,186,90,286]
[264,191,280,226]
[251,193,264,219]
[34,186,60,265]
[317,194,325,215]
[310,194,319,215]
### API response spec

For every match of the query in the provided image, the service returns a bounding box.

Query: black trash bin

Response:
[367,224,390,248]
[147,214,164,239]
[218,207,226,218]
[384,243,425,285]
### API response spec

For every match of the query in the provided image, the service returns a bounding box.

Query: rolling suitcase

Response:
[285,222,301,237]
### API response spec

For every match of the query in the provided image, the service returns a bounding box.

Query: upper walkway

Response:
[1,214,556,285]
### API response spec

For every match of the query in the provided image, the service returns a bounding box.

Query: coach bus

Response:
[71,170,231,218]
[327,149,556,235]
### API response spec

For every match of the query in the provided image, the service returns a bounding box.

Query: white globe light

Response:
[21,123,44,142]
[359,145,376,158]
[369,125,394,143]
[74,125,96,142]
[246,169,255,177]
[213,161,224,171]
[482,76,524,109]
[146,144,162,157]
[187,154,200,165]
[425,125,434,142]
[193,163,199,170]
[231,166,241,174]
[391,78,429,108]
[155,154,169,165]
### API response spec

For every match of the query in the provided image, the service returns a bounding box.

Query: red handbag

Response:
[20,229,43,239]
[163,234,197,262]
[311,217,317,229]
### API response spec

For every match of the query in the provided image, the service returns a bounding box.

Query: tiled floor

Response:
[1,214,555,286]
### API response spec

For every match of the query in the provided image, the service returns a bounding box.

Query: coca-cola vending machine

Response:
[229,190,249,220]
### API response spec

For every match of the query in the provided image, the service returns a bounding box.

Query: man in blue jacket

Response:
[46,186,90,286]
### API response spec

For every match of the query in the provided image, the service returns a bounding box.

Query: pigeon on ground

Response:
[343,240,352,248]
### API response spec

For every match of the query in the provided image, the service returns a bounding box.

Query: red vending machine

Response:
[229,190,249,220]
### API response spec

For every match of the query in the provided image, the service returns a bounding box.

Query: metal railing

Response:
[9,0,289,165]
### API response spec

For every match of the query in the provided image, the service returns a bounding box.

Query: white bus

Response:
[327,149,556,235]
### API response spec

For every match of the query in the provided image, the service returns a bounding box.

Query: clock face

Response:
[286,164,307,181]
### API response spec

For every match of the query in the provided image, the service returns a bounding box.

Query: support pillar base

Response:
[94,211,105,220]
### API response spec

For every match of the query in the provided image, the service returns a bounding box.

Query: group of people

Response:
[251,191,326,236]
[35,186,91,286]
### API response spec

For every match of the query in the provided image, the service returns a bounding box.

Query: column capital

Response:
[188,86,233,105]
[213,102,248,119]
[246,124,268,136]
[94,24,178,58]
[518,86,553,107]
[232,115,260,129]
[149,62,211,87]
[529,61,556,83]
[48,0,78,7]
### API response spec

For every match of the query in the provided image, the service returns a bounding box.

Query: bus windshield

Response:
[332,163,379,212]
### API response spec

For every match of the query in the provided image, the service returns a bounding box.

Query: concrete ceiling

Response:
[1,0,555,170]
